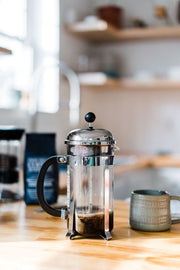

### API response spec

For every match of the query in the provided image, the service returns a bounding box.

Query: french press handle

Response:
[37,155,68,218]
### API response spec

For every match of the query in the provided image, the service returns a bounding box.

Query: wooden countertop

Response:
[0,199,180,269]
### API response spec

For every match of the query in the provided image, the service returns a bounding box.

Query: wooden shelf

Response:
[80,78,180,90]
[67,24,180,42]
[0,46,12,55]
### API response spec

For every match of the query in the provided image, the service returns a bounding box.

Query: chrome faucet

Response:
[30,60,81,129]
[59,61,80,126]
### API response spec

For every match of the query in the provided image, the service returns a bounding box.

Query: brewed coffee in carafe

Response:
[68,154,114,237]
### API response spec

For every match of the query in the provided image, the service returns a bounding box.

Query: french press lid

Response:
[65,112,115,146]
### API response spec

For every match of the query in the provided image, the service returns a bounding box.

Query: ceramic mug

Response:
[130,189,180,232]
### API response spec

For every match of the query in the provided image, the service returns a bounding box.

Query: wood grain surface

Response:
[0,198,180,269]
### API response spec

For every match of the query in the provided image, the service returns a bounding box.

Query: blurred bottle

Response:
[102,54,119,78]
[76,53,119,79]
[154,5,168,26]
[152,0,171,26]
[77,54,100,73]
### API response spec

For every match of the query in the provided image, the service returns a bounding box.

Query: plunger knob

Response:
[85,112,96,129]
[85,112,96,123]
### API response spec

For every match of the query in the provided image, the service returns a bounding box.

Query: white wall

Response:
[80,87,180,154]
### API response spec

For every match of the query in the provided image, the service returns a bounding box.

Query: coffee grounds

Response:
[75,206,113,236]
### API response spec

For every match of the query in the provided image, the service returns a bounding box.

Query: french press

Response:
[37,112,115,240]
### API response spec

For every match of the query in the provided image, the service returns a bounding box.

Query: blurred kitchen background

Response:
[1,0,180,154]
[2,0,180,201]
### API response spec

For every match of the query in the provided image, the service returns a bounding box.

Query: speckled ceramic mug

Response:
[130,189,180,232]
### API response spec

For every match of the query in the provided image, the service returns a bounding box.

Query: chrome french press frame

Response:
[37,112,115,240]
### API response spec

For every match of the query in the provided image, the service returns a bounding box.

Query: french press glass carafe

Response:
[37,112,115,240]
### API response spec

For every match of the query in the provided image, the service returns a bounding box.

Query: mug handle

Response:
[37,155,68,218]
[170,195,180,224]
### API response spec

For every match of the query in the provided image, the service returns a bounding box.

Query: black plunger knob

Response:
[85,112,96,123]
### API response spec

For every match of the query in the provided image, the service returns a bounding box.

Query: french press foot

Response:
[100,231,112,241]
[66,231,78,240]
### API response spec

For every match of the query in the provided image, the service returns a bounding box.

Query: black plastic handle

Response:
[37,155,67,217]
